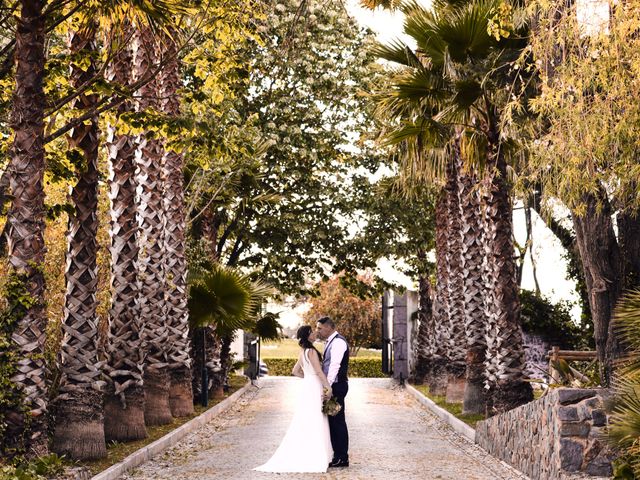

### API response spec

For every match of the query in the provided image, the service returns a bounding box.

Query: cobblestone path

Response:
[122,378,530,480]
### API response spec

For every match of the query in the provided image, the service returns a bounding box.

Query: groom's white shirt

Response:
[325,331,348,385]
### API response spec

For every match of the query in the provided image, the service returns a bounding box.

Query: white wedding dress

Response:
[254,349,333,473]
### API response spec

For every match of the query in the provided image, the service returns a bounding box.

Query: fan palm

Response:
[373,0,533,412]
[609,290,640,476]
[188,263,274,399]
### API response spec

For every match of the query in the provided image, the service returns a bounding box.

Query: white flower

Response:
[275,3,286,12]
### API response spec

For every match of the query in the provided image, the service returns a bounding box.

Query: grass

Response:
[261,338,380,359]
[411,384,485,428]
[78,375,248,476]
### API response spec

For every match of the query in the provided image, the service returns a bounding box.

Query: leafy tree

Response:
[527,0,640,385]
[303,275,381,356]
[188,262,276,398]
[186,0,384,295]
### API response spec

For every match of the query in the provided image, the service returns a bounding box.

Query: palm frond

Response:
[436,0,497,62]
[371,40,418,67]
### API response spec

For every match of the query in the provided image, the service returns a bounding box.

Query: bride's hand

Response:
[322,386,331,400]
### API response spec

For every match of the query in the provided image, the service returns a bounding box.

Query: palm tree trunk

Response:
[3,0,48,458]
[483,146,532,413]
[444,154,466,401]
[104,35,147,442]
[160,36,194,417]
[459,168,487,415]
[412,262,434,384]
[217,334,233,398]
[133,26,172,426]
[429,189,451,396]
[52,25,106,460]
[190,325,223,401]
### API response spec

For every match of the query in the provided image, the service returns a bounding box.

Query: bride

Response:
[254,325,333,473]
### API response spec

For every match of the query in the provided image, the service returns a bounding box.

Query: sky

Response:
[273,0,582,328]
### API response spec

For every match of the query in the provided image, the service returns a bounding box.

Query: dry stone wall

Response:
[475,388,615,479]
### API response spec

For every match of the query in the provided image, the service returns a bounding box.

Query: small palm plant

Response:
[188,262,278,402]
[609,289,640,478]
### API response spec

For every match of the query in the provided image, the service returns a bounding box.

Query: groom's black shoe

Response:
[328,459,349,468]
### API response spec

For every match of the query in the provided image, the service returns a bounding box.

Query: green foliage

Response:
[264,357,385,378]
[336,177,436,294]
[527,0,640,211]
[251,312,283,341]
[372,0,533,185]
[187,262,273,337]
[0,454,65,480]
[608,289,640,476]
[519,289,591,349]
[0,273,35,458]
[184,0,386,295]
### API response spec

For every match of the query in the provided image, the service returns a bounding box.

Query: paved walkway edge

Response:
[405,383,476,442]
[91,380,253,480]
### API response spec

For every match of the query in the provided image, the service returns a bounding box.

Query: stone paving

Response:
[122,377,531,480]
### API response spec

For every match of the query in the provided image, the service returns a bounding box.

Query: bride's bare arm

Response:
[292,353,304,378]
[308,349,331,390]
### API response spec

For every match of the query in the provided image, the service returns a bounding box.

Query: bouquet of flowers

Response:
[322,388,342,416]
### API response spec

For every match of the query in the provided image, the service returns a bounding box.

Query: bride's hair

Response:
[297,325,321,360]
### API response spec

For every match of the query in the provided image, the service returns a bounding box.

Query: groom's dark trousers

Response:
[329,380,349,461]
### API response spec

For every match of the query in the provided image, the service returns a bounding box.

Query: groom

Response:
[316,316,349,468]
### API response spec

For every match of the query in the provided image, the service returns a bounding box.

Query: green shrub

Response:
[0,454,65,480]
[263,357,384,378]
[520,289,591,349]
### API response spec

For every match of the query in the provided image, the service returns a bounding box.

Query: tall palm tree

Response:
[160,34,194,417]
[3,0,49,458]
[412,250,434,383]
[444,152,467,394]
[373,0,533,411]
[52,20,106,460]
[188,263,274,398]
[133,24,172,426]
[459,166,487,414]
[104,30,147,442]
[429,187,452,395]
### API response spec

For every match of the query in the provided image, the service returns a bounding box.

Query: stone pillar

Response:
[406,291,419,379]
[393,292,408,382]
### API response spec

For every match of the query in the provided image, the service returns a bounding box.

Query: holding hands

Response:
[322,386,332,402]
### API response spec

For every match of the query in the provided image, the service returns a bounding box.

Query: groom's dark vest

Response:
[322,333,349,383]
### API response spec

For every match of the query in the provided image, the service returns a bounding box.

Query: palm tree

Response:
[104,30,147,442]
[160,34,194,417]
[188,263,274,399]
[3,0,49,458]
[412,249,434,383]
[444,152,467,397]
[133,24,172,426]
[51,20,106,460]
[372,0,533,412]
[459,166,488,414]
[429,187,452,395]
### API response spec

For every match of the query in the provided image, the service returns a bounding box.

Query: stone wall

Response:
[475,388,614,479]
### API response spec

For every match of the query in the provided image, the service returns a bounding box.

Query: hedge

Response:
[263,357,385,378]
